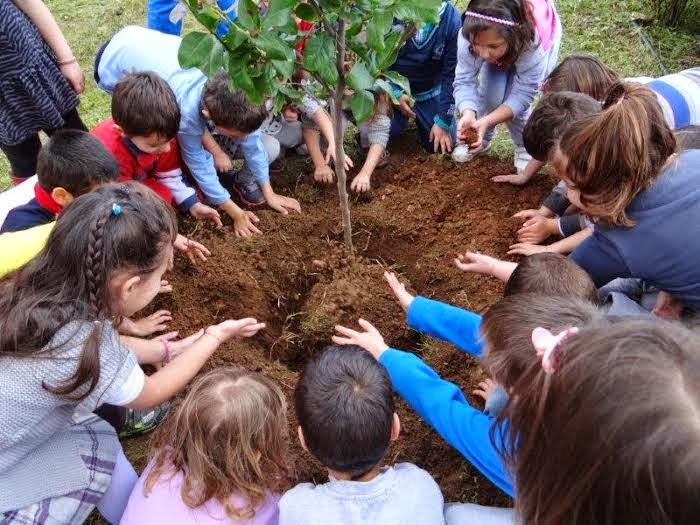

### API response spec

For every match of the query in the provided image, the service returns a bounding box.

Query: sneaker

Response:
[226,170,266,208]
[118,403,170,439]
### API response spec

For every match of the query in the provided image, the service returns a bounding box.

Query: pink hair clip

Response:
[531,326,579,374]
[464,10,518,27]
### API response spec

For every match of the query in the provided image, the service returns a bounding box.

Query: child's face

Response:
[551,149,584,209]
[130,133,172,155]
[112,244,173,317]
[472,28,508,64]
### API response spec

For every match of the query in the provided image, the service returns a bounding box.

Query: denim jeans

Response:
[390,95,456,151]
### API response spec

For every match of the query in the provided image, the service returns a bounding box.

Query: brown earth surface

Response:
[124,134,552,507]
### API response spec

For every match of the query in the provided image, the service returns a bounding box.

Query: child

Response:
[280,345,445,524]
[1,129,118,233]
[95,26,300,237]
[121,367,288,525]
[92,71,222,227]
[559,82,700,312]
[452,0,561,172]
[447,318,700,524]
[0,0,87,184]
[383,0,462,154]
[333,294,603,498]
[0,183,265,523]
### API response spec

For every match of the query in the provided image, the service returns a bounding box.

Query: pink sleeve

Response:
[528,0,558,52]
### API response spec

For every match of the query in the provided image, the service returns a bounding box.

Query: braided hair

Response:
[0,182,177,400]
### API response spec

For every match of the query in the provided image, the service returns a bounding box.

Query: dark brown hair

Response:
[504,253,599,303]
[523,91,601,161]
[37,129,119,196]
[480,294,602,392]
[112,71,181,139]
[462,0,535,68]
[146,367,289,520]
[295,345,394,477]
[559,82,677,226]
[505,319,700,525]
[202,72,268,133]
[0,182,177,399]
[543,54,621,101]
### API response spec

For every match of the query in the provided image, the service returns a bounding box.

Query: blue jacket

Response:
[1,199,54,233]
[379,296,514,496]
[390,2,461,126]
[571,149,700,310]
[96,26,269,206]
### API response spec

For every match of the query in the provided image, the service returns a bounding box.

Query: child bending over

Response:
[280,345,445,524]
[0,183,264,523]
[122,367,288,525]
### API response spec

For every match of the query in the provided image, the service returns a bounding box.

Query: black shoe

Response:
[227,170,265,208]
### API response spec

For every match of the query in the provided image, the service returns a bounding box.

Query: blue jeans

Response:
[390,95,456,151]
[146,0,237,36]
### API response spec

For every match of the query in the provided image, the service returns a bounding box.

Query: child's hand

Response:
[457,110,476,143]
[189,202,223,227]
[350,171,371,193]
[454,251,497,275]
[332,319,389,360]
[205,318,266,343]
[652,291,684,320]
[267,192,302,215]
[469,118,490,151]
[516,215,559,244]
[213,151,233,173]
[164,329,205,360]
[282,106,300,122]
[491,172,531,185]
[472,378,497,402]
[507,242,549,256]
[129,310,173,337]
[314,163,334,184]
[59,61,85,95]
[174,234,211,264]
[325,147,354,170]
[159,280,173,294]
[396,94,416,119]
[429,124,453,154]
[384,271,415,312]
[232,210,262,237]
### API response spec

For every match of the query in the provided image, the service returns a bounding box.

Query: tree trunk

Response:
[331,18,354,254]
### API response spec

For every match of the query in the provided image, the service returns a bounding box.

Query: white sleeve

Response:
[155,168,196,206]
[103,365,145,406]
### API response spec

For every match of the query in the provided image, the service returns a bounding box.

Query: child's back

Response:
[280,345,444,525]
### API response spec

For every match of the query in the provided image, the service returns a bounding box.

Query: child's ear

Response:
[390,413,401,442]
[201,108,211,120]
[112,123,126,137]
[297,426,309,452]
[118,275,142,304]
[50,187,74,208]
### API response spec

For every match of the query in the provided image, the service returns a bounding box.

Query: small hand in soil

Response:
[213,151,233,173]
[162,328,205,360]
[456,110,477,144]
[513,208,549,221]
[122,310,173,337]
[350,171,372,193]
[491,172,530,185]
[454,251,497,275]
[159,280,173,294]
[397,94,416,119]
[384,271,415,312]
[174,234,211,264]
[325,146,354,170]
[507,242,549,256]
[517,215,557,244]
[267,193,302,215]
[233,210,262,238]
[472,378,498,402]
[189,202,223,227]
[206,318,266,343]
[333,319,389,360]
[429,124,453,154]
[314,163,334,184]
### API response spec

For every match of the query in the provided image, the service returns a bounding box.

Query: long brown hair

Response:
[145,367,289,520]
[559,81,677,226]
[462,0,536,68]
[504,319,700,525]
[543,54,621,100]
[0,182,177,400]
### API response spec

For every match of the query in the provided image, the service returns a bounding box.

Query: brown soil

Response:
[124,134,552,507]
[462,127,479,145]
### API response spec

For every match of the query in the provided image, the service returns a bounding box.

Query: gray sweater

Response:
[279,462,445,525]
[0,321,138,511]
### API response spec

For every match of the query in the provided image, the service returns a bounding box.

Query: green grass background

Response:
[0,0,697,188]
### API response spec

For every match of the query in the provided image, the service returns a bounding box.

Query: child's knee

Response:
[261,134,281,164]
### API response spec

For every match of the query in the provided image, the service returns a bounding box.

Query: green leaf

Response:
[272,58,294,79]
[393,0,440,25]
[366,11,392,52]
[376,29,402,70]
[220,24,248,51]
[253,33,292,60]
[373,78,399,104]
[351,90,374,123]
[228,62,255,96]
[345,11,363,37]
[382,70,411,96]
[194,4,221,32]
[279,83,305,104]
[236,0,260,31]
[347,62,375,92]
[262,0,296,29]
[303,33,338,85]
[348,35,369,63]
[178,32,227,76]
[294,3,318,21]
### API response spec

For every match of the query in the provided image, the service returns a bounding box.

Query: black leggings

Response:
[0,108,88,182]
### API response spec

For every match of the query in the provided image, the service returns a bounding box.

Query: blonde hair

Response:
[144,367,289,520]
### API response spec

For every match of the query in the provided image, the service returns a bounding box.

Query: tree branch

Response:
[308,0,336,38]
